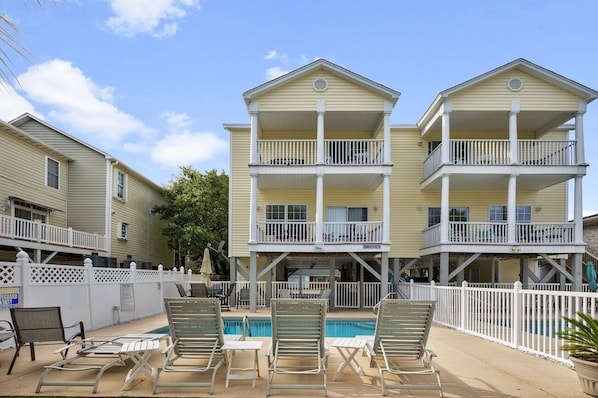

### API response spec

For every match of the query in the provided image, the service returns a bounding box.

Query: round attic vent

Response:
[313,78,328,92]
[507,77,523,92]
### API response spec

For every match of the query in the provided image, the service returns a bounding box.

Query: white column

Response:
[507,174,517,244]
[440,175,450,243]
[441,101,452,164]
[383,101,392,164]
[380,252,389,297]
[576,102,586,165]
[575,176,583,243]
[315,172,324,244]
[383,173,391,243]
[509,100,520,164]
[317,100,325,164]
[249,102,259,164]
[249,251,257,313]
[248,171,257,243]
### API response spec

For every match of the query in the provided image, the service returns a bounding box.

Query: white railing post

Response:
[512,281,523,348]
[461,281,468,332]
[16,251,28,307]
[158,264,165,312]
[130,262,137,318]
[84,257,95,330]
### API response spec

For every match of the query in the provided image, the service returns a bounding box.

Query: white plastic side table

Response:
[331,338,366,381]
[222,340,263,387]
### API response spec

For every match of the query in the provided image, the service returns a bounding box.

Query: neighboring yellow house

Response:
[225,58,598,310]
[0,113,172,268]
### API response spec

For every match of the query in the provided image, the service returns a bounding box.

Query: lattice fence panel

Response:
[0,263,16,285]
[93,268,131,284]
[30,264,87,284]
[136,270,159,283]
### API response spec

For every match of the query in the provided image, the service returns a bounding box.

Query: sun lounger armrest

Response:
[162,342,175,355]
[54,342,76,355]
[363,342,375,357]
[423,348,437,367]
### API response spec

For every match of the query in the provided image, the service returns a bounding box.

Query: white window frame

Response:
[489,205,532,223]
[427,207,469,227]
[116,221,129,240]
[45,156,60,190]
[114,169,127,201]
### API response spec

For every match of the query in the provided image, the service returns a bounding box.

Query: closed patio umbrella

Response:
[200,247,213,288]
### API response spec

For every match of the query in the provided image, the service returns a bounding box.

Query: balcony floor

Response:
[0,308,580,397]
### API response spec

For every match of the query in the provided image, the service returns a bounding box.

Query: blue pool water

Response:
[155,318,376,338]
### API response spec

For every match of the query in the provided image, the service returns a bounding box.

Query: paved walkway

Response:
[0,309,584,397]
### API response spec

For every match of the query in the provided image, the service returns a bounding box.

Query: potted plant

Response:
[557,312,598,397]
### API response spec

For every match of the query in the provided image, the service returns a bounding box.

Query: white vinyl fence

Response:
[0,251,183,347]
[401,280,597,366]
[1,250,595,367]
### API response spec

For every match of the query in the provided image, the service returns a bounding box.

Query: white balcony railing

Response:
[255,221,383,244]
[0,214,107,251]
[257,139,384,166]
[424,139,577,178]
[422,222,574,247]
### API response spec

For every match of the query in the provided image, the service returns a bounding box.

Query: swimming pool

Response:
[154,318,376,338]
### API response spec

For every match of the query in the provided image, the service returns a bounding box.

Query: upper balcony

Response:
[255,139,387,190]
[0,214,108,254]
[422,139,581,190]
[254,221,386,253]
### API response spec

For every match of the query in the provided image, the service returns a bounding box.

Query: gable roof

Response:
[9,113,163,191]
[243,58,401,105]
[441,58,598,100]
[0,118,72,161]
[418,58,598,129]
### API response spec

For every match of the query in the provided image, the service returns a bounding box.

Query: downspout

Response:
[106,157,118,255]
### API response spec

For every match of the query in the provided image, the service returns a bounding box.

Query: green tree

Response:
[154,167,229,275]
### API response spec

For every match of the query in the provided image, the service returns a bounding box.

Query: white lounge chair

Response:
[153,297,228,394]
[267,298,328,396]
[365,299,442,396]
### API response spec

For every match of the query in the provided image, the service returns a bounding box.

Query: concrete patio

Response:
[0,308,583,397]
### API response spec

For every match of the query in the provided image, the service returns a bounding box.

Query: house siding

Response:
[16,119,107,234]
[452,70,580,111]
[255,70,387,112]
[389,128,428,258]
[110,169,171,267]
[229,128,251,257]
[0,126,69,227]
[7,116,171,267]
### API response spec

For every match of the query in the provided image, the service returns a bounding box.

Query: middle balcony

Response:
[255,139,387,190]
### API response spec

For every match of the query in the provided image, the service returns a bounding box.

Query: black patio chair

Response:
[8,306,85,375]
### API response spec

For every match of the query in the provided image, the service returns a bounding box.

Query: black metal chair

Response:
[191,283,208,297]
[0,320,16,371]
[236,288,250,309]
[8,306,85,375]
[175,283,189,297]
[214,282,236,311]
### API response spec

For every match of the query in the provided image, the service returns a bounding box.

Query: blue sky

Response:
[1,0,597,216]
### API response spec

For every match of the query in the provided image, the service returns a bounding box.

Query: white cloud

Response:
[161,111,192,129]
[265,66,290,81]
[105,0,200,38]
[151,129,228,167]
[264,50,289,64]
[0,85,38,121]
[16,58,155,147]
